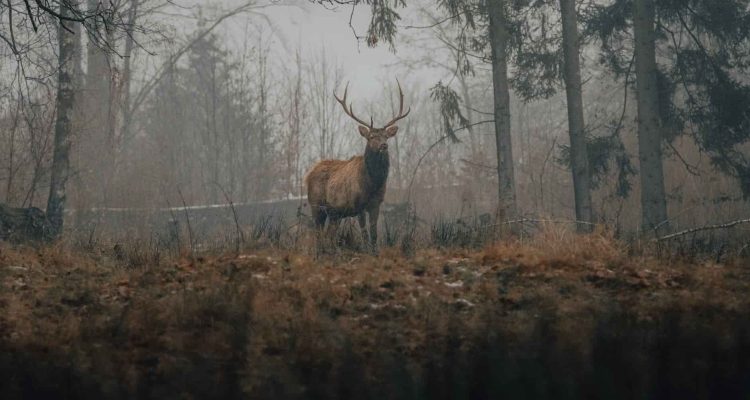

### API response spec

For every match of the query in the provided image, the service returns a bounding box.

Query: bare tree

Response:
[307,45,346,160]
[47,0,83,238]
[282,47,305,198]
[0,0,123,54]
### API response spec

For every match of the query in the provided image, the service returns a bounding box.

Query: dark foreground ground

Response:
[1,231,750,399]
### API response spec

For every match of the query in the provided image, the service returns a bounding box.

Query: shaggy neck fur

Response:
[364,145,390,190]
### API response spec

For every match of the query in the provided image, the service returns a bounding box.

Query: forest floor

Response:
[2,230,750,399]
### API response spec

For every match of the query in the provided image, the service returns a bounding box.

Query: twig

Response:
[160,187,181,252]
[738,243,750,258]
[539,138,558,213]
[211,181,245,253]
[459,158,495,170]
[666,138,700,176]
[400,10,468,30]
[407,119,495,203]
[656,218,750,241]
[609,53,635,139]
[22,0,37,31]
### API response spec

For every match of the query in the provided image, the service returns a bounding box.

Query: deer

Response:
[305,80,410,251]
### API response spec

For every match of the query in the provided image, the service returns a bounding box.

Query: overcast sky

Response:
[209,0,442,96]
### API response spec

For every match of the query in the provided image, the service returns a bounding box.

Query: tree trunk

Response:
[47,1,82,239]
[121,0,138,144]
[559,0,594,232]
[84,0,115,207]
[487,0,518,220]
[633,0,669,234]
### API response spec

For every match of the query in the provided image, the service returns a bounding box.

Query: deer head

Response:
[334,80,411,154]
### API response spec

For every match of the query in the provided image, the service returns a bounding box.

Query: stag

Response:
[305,81,410,250]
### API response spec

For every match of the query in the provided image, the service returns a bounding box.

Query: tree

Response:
[307,46,347,161]
[0,1,121,55]
[47,1,83,239]
[632,0,669,233]
[282,48,305,199]
[486,0,517,219]
[80,0,119,208]
[588,0,750,232]
[559,0,593,231]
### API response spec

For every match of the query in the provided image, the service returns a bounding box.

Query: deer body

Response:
[305,81,409,250]
[307,148,388,219]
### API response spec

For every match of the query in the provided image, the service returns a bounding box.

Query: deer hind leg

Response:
[311,204,327,229]
[311,205,328,255]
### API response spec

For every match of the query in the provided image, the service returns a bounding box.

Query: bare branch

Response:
[657,219,750,241]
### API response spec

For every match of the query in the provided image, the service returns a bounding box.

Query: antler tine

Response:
[383,79,411,128]
[334,82,373,128]
[333,82,348,104]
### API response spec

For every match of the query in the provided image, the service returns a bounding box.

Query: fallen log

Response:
[656,218,750,241]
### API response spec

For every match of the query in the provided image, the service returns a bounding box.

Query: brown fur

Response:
[306,157,379,218]
[306,150,387,220]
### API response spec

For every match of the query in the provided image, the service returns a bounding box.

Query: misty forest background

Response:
[5,2,750,398]
[1,0,750,245]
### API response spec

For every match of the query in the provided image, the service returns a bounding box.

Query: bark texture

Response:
[487,0,518,220]
[559,0,594,232]
[633,0,669,234]
[47,2,82,239]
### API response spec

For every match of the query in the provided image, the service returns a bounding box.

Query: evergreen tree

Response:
[559,0,594,231]
[588,0,750,230]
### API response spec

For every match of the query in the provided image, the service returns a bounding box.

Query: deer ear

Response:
[385,126,399,137]
[358,126,370,138]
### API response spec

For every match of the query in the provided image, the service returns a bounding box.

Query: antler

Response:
[334,82,374,129]
[382,79,411,129]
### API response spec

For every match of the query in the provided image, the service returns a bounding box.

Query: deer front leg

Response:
[358,212,368,246]
[368,205,380,253]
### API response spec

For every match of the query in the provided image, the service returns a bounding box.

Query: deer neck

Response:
[364,146,389,190]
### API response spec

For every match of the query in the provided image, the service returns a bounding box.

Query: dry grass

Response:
[2,229,750,399]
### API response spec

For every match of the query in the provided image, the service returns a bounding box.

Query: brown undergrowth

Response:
[1,231,750,399]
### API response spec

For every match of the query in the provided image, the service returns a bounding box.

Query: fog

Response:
[4,3,750,397]
[1,0,749,244]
